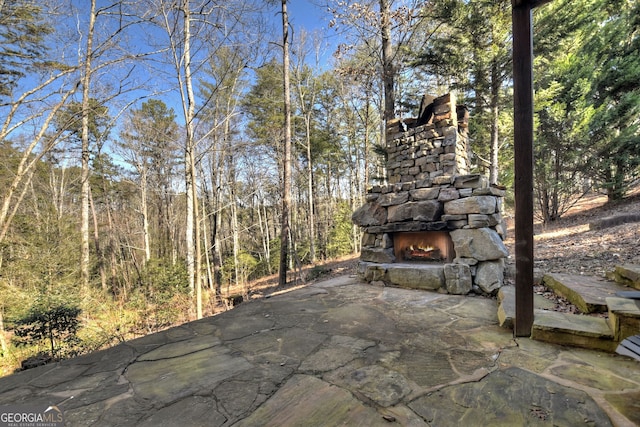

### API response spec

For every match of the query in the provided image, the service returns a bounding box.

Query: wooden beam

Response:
[512,0,535,337]
[531,0,553,8]
[513,0,553,7]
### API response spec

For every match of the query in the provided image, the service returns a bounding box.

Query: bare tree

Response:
[118,100,180,265]
[0,0,84,248]
[152,0,264,317]
[199,44,252,296]
[291,30,323,264]
[329,0,429,124]
[278,0,292,287]
[77,0,98,290]
[1,0,155,291]
[71,0,163,290]
[379,0,394,122]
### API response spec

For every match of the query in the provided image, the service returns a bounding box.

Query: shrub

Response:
[11,300,82,361]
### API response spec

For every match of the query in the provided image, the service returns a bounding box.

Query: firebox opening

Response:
[393,231,455,263]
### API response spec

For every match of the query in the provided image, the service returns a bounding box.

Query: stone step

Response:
[607,264,640,290]
[497,279,638,354]
[606,297,640,342]
[531,310,616,352]
[542,273,630,313]
[497,285,555,329]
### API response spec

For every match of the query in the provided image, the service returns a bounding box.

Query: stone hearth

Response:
[352,93,509,295]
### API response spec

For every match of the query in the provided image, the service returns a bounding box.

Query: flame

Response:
[408,245,436,252]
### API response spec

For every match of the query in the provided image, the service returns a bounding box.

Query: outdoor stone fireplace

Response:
[352,93,509,295]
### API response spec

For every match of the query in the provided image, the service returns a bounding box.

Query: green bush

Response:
[222,251,260,285]
[11,299,82,360]
[138,259,190,297]
[129,259,191,333]
[326,202,354,259]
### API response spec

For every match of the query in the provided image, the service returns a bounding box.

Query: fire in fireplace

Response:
[393,232,455,263]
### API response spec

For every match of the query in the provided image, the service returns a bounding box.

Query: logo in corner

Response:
[1,403,65,427]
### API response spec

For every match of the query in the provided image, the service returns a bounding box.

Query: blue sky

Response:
[285,0,339,67]
[288,0,331,32]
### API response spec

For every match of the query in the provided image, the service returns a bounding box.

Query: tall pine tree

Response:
[585,0,640,200]
[413,0,512,184]
[533,0,600,222]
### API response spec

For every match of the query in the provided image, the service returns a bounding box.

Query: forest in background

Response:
[0,0,638,374]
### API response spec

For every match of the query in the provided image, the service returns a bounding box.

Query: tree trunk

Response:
[489,60,500,185]
[363,89,372,189]
[379,0,395,123]
[140,167,151,263]
[185,131,195,297]
[179,0,202,319]
[257,199,271,274]
[88,187,107,291]
[0,54,80,247]
[0,166,36,245]
[0,309,8,356]
[552,149,561,220]
[293,48,317,265]
[228,153,241,292]
[231,190,241,292]
[305,114,316,264]
[200,193,214,293]
[50,165,66,221]
[80,0,97,291]
[278,0,292,287]
[106,202,118,295]
[213,186,223,295]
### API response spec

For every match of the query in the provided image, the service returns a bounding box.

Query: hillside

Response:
[506,188,640,279]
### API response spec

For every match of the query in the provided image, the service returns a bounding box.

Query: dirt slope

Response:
[504,189,640,279]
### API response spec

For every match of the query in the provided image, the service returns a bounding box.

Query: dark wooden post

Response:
[512,0,535,337]
[511,0,553,336]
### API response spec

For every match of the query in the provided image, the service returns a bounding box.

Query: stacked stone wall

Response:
[385,92,470,184]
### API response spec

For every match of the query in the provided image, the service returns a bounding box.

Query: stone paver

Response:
[0,276,638,426]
